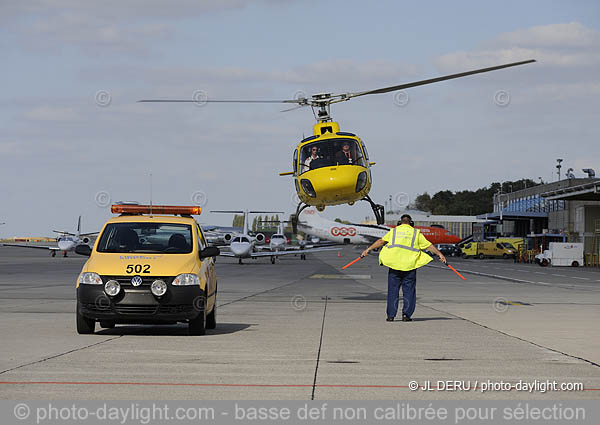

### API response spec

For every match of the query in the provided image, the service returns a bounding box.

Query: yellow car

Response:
[75,205,219,336]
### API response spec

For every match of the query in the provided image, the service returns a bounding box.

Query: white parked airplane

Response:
[3,216,98,257]
[212,209,338,264]
[260,219,337,262]
[298,208,462,245]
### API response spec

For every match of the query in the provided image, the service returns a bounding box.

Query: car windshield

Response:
[97,222,193,254]
[501,242,515,249]
[299,138,366,174]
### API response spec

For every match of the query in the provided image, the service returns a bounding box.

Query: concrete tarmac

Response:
[0,245,599,400]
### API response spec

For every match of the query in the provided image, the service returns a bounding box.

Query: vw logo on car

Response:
[131,276,143,287]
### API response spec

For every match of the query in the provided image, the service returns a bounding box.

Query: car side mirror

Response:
[75,244,92,257]
[200,246,220,259]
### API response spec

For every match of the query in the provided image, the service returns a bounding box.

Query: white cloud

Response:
[496,22,600,49]
[437,23,600,71]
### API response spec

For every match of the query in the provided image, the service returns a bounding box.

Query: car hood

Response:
[83,252,197,276]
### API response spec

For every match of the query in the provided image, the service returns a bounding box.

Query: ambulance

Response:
[75,204,219,335]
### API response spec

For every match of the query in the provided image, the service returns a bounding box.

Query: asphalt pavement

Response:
[0,245,599,400]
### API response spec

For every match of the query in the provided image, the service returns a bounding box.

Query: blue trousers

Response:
[387,268,417,318]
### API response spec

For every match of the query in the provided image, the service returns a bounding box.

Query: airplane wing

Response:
[3,243,60,251]
[52,230,76,236]
[252,246,340,257]
[79,232,99,237]
[217,251,237,257]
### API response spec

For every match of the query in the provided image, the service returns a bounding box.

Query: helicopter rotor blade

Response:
[345,59,536,99]
[138,99,301,104]
[280,104,309,113]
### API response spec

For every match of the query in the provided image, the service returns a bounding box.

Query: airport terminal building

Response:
[482,178,600,255]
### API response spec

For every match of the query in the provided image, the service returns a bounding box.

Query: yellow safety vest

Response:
[379,225,432,271]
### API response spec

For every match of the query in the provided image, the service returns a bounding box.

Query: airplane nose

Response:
[58,241,73,251]
[230,243,249,256]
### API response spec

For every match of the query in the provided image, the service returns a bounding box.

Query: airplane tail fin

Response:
[298,207,329,227]
[77,216,82,236]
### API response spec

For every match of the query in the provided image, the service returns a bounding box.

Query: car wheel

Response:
[478,253,484,259]
[572,261,579,267]
[189,296,206,336]
[76,303,95,334]
[461,253,467,259]
[541,259,549,267]
[206,299,216,330]
[503,253,508,259]
[99,321,115,329]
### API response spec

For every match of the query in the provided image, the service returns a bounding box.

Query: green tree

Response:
[415,193,431,212]
[414,178,542,216]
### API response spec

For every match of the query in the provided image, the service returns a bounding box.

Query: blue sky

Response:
[1,1,599,235]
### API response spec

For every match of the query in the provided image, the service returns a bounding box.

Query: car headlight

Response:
[300,179,316,198]
[172,273,199,286]
[104,280,121,296]
[151,279,168,296]
[355,171,367,192]
[79,272,102,285]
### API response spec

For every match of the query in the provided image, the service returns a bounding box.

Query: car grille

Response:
[101,276,174,287]
[115,305,159,315]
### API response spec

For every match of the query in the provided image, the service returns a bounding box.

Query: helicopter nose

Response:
[308,167,367,203]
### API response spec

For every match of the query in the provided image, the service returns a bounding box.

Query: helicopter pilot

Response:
[335,141,355,165]
[303,145,321,172]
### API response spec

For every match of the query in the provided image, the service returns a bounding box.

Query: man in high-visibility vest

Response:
[361,214,446,322]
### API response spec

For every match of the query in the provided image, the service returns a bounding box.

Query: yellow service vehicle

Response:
[461,241,515,259]
[495,237,524,252]
[75,205,219,336]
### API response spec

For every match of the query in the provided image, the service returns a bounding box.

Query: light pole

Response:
[556,158,563,181]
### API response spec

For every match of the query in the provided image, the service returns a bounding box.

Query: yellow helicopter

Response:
[139,59,534,230]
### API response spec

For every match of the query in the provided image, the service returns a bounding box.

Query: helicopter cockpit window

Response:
[293,149,298,175]
[299,139,365,174]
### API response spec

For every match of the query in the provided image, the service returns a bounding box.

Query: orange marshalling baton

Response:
[341,256,363,270]
[446,263,466,280]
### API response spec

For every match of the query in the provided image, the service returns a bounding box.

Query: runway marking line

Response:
[572,277,590,280]
[1,381,598,390]
[310,274,371,280]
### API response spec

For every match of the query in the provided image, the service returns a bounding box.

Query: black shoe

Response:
[402,315,412,322]
[386,317,394,322]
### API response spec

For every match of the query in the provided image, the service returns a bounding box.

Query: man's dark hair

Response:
[398,214,413,225]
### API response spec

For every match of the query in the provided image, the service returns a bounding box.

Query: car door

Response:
[197,225,215,309]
